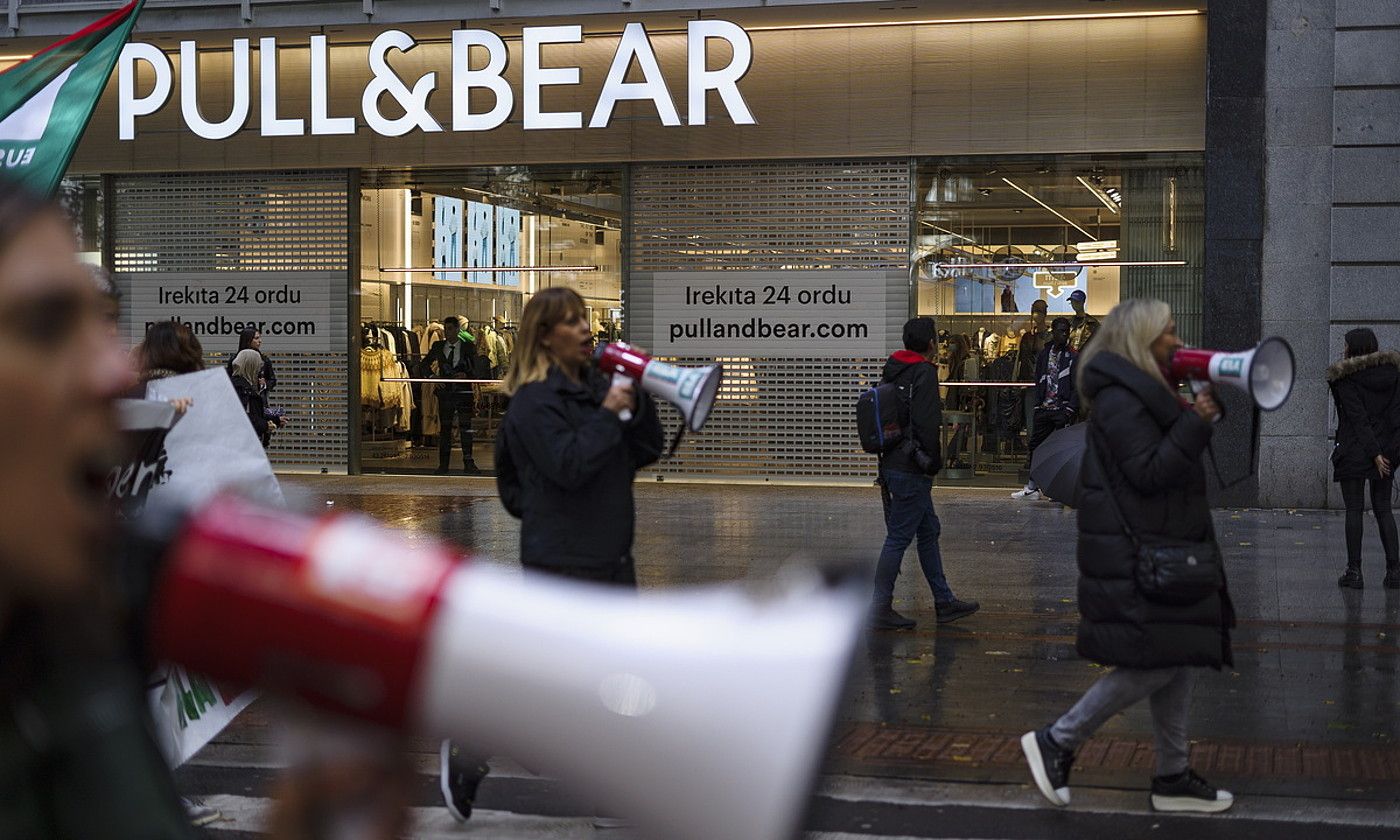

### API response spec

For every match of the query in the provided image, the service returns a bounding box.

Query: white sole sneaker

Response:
[1020,731,1070,807]
[1010,490,1041,500]
[1150,791,1235,813]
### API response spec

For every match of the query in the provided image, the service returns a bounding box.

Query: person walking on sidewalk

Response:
[1022,299,1237,814]
[870,316,979,631]
[1011,317,1079,501]
[1327,328,1400,589]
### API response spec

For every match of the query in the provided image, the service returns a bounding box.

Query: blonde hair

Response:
[232,348,263,386]
[502,287,588,396]
[1076,298,1173,406]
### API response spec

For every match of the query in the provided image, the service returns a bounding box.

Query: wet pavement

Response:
[187,476,1400,835]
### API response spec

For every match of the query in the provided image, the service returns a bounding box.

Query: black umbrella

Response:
[1029,422,1087,506]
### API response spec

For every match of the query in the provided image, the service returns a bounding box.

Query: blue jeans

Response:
[875,469,954,604]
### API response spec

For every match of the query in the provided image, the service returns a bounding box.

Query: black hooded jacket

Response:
[496,365,664,570]
[877,350,943,477]
[1327,351,1400,482]
[1076,351,1234,669]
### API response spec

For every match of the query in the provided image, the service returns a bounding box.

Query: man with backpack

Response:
[863,317,980,630]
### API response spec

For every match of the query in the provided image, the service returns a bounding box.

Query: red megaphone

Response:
[594,341,722,432]
[1168,336,1295,411]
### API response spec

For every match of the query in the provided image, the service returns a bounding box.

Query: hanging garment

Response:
[359,348,402,411]
[1000,286,1018,313]
[360,347,384,408]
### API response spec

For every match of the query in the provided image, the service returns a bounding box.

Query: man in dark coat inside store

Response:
[419,315,485,474]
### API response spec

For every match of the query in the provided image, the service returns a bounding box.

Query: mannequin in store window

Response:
[1015,299,1049,383]
[418,316,485,474]
[1067,289,1100,352]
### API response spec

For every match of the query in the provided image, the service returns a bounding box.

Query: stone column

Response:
[1258,0,1335,508]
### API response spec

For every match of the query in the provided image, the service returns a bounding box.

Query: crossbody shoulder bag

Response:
[1089,426,1223,605]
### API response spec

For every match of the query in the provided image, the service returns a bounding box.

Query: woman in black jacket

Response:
[230,349,273,448]
[1327,328,1400,589]
[496,286,664,579]
[438,287,663,823]
[1021,299,1236,815]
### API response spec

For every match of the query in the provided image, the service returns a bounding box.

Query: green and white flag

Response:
[0,0,144,196]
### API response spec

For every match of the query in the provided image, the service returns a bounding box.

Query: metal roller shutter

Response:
[629,160,911,482]
[111,170,350,473]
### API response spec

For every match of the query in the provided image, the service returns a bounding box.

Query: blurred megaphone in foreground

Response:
[595,341,722,432]
[1168,336,1295,411]
[140,495,865,840]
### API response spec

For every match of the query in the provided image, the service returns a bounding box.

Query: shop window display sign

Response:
[496,208,521,287]
[432,196,463,282]
[466,201,492,285]
[653,271,887,358]
[125,273,337,353]
[117,21,756,141]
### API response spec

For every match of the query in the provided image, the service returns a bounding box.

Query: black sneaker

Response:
[869,604,916,631]
[1150,768,1234,813]
[1021,728,1073,806]
[1338,568,1364,589]
[935,598,980,624]
[439,740,490,823]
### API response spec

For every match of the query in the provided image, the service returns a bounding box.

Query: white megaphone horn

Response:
[1168,336,1296,411]
[140,495,865,840]
[595,341,722,432]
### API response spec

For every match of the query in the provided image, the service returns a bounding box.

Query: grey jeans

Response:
[1049,666,1197,777]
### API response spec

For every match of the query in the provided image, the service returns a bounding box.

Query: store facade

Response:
[64,7,1208,482]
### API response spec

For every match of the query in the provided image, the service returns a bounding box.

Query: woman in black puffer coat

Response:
[1021,299,1236,816]
[1327,328,1400,589]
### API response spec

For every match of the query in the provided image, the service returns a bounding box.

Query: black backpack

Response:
[856,378,913,454]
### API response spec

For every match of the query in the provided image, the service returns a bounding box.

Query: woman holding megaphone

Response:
[1022,298,1237,815]
[435,287,664,821]
[496,286,664,581]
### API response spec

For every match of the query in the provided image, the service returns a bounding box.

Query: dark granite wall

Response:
[1204,0,1268,506]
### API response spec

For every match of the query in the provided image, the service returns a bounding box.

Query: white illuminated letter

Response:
[687,20,755,126]
[259,37,304,137]
[590,23,680,129]
[180,39,251,140]
[452,29,512,132]
[118,43,172,141]
[310,35,356,135]
[523,25,582,130]
[361,30,442,137]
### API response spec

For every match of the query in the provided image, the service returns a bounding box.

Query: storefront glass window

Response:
[357,166,623,474]
[913,154,1203,483]
[58,176,104,267]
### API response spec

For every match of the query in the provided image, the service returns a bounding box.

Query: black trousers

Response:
[1340,477,1399,570]
[1026,406,1072,487]
[436,389,476,469]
